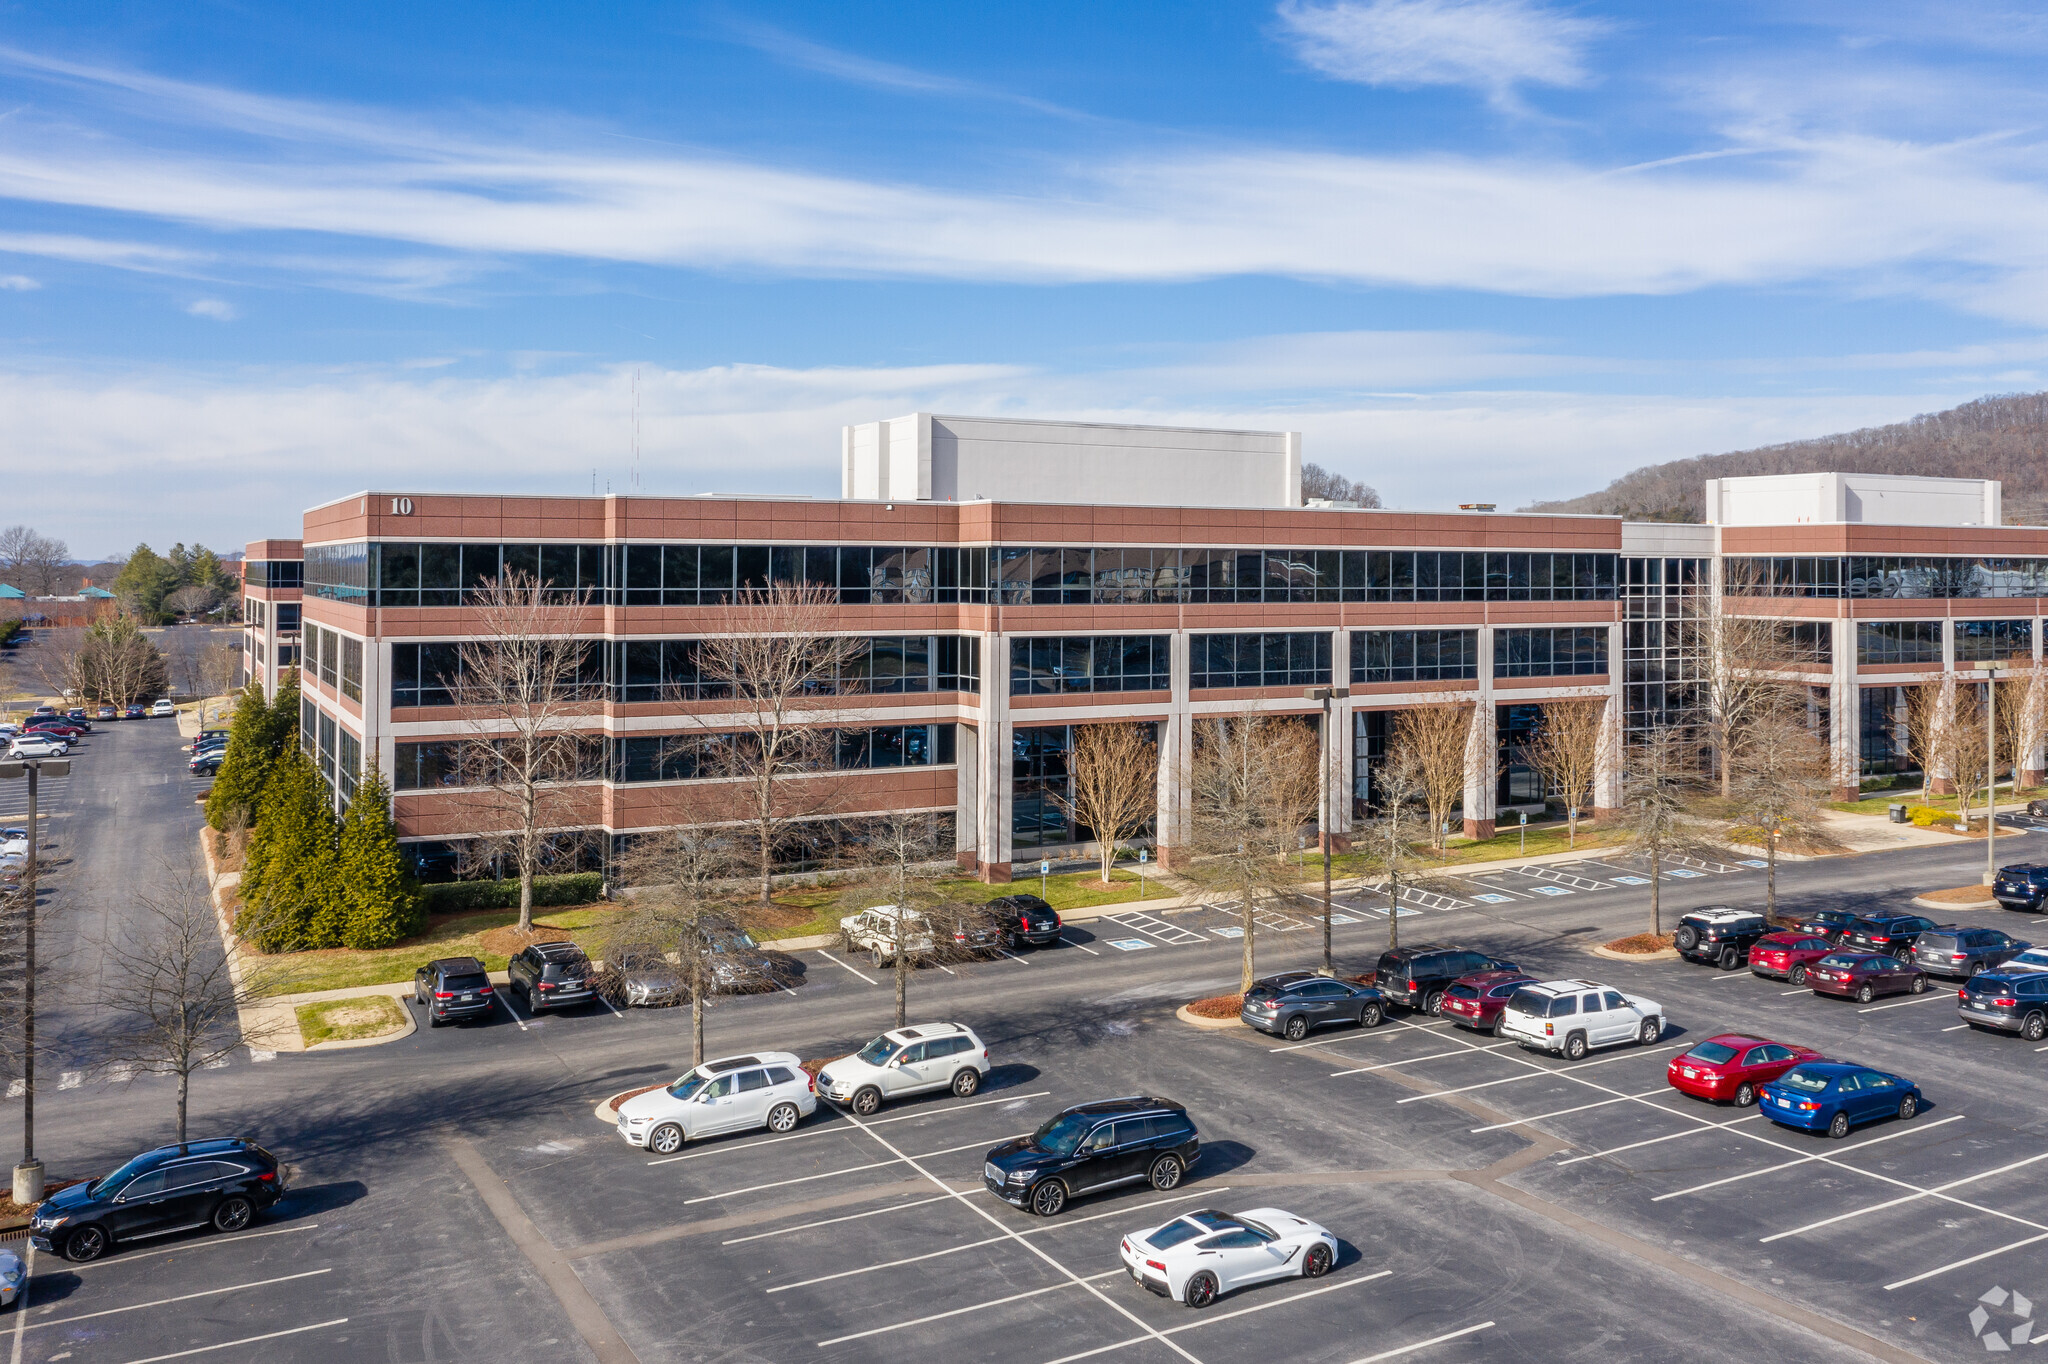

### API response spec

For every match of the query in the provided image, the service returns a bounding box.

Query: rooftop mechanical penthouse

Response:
[267,416,2048,881]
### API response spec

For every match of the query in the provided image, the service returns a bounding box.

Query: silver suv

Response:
[816,1023,989,1116]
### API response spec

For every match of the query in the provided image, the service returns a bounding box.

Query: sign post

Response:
[1519,809,1528,855]
[1138,848,1148,899]
[1040,859,1050,900]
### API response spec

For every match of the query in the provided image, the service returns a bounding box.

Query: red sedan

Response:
[1438,970,1535,1035]
[1807,952,1930,1003]
[1667,1034,1823,1107]
[1747,932,1837,985]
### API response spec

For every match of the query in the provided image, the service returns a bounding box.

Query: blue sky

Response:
[5,0,2048,554]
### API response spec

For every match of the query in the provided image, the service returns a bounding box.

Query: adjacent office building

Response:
[240,539,303,701]
[263,415,2048,879]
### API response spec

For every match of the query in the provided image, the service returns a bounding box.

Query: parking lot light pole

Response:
[1305,686,1349,976]
[0,754,68,1206]
[1978,660,1999,886]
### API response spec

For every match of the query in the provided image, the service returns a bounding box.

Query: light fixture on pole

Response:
[1305,685,1350,976]
[0,753,68,1206]
[1976,660,2001,886]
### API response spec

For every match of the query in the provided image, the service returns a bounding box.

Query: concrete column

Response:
[1929,671,1959,795]
[1829,615,1859,802]
[2025,621,2048,789]
[1326,627,1353,843]
[1592,693,1624,820]
[974,630,1013,881]
[1155,630,1193,869]
[1461,702,1497,840]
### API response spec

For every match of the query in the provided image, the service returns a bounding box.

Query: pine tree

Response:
[239,749,345,951]
[206,680,274,831]
[336,765,423,949]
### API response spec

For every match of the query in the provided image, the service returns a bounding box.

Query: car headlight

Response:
[817,1072,833,1088]
[1008,1169,1031,1186]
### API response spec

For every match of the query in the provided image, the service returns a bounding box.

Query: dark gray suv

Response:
[1913,927,2030,979]
[1372,945,1517,1015]
[1240,972,1388,1039]
[414,955,493,1025]
[508,941,595,1012]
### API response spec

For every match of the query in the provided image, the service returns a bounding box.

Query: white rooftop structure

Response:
[1704,472,2002,528]
[841,413,1302,509]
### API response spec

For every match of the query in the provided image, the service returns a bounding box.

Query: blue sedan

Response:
[1760,1062,1922,1139]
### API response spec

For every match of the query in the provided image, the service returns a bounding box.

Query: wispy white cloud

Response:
[1274,0,1606,105]
[717,20,1089,119]
[0,230,205,272]
[0,274,37,290]
[185,297,236,320]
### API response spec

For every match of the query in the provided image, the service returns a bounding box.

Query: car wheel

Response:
[1184,1271,1219,1309]
[1673,925,1699,951]
[1359,1002,1383,1029]
[951,1068,981,1098]
[1828,1111,1851,1139]
[63,1225,107,1263]
[869,947,885,969]
[1030,1180,1068,1217]
[1718,946,1740,970]
[1490,1013,1504,1037]
[1425,990,1446,1017]
[1638,1017,1661,1045]
[851,1087,883,1117]
[427,1014,441,1028]
[1563,1031,1588,1061]
[1855,984,1875,1004]
[1735,1082,1757,1107]
[1892,947,1912,963]
[1148,1154,1184,1191]
[648,1123,685,1155]
[1283,1015,1309,1041]
[767,1103,801,1133]
[1790,964,1808,985]
[212,1196,253,1233]
[1898,1094,1918,1120]
[1303,1242,1333,1278]
[2023,1012,2047,1042]
[1909,973,1929,994]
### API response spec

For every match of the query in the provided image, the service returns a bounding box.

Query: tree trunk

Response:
[1764,827,1778,917]
[894,950,907,1029]
[690,954,705,1067]
[176,1066,189,1144]
[1650,846,1662,936]
[1238,882,1255,995]
[518,861,534,934]
[1567,808,1577,849]
[1099,841,1113,885]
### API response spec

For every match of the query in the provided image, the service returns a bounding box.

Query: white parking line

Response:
[114,1318,350,1364]
[1759,1150,2048,1243]
[1650,1117,1964,1202]
[1778,987,1810,995]
[498,992,529,1032]
[723,1194,957,1245]
[26,1268,331,1331]
[7,1244,29,1364]
[818,951,877,985]
[998,949,1033,966]
[595,991,625,1018]
[682,1135,1022,1204]
[1468,1085,1671,1134]
[647,1091,1053,1166]
[815,1271,1125,1348]
[1557,1114,1765,1166]
[64,1221,321,1269]
[1330,1042,1514,1078]
[1885,1231,2048,1291]
[1394,1045,1681,1103]
[1271,1023,1436,1054]
[1059,935,1101,956]
[1859,989,1958,1013]
[1706,972,1749,983]
[1038,1270,1393,1364]
[1350,1321,1496,1363]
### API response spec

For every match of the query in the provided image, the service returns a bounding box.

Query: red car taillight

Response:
[1797,1101,1820,1111]
[807,1071,817,1092]
[479,986,493,995]
[1992,997,2018,1007]
[434,991,454,1000]
[257,1171,276,1182]
[1869,936,1891,944]
[1146,1260,1167,1273]
[538,982,555,991]
[1544,1023,1555,1035]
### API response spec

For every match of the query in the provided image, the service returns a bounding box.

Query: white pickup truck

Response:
[839,905,936,966]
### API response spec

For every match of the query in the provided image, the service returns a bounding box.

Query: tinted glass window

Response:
[1778,1069,1831,1093]
[1835,1073,1862,1092]
[163,1161,233,1191]
[735,1070,769,1093]
[1033,1113,1095,1155]
[1079,1125,1117,1152]
[1686,1042,1738,1064]
[1864,1073,1896,1089]
[1374,953,1410,980]
[1204,1229,1268,1249]
[443,973,488,992]
[765,1067,796,1085]
[1111,1119,1152,1145]
[1603,991,1628,1010]
[1919,933,1961,952]
[119,1171,167,1199]
[898,1042,930,1063]
[1148,1219,1207,1250]
[1739,1048,1769,1067]
[1488,982,1523,999]
[1550,995,1577,1017]
[1581,994,1603,1013]
[701,1075,736,1099]
[1447,984,1480,1000]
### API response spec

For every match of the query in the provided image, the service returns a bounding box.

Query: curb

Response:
[301,996,416,1051]
[595,1085,664,1125]
[1911,892,1997,912]
[1175,1004,1245,1031]
[1588,944,1678,963]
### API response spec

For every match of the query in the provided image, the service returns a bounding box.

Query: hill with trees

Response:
[1522,391,2048,524]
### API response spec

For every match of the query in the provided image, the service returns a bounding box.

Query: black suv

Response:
[29,1138,286,1262]
[1372,945,1517,1015]
[1673,907,1771,969]
[507,941,595,1012]
[414,955,494,1025]
[988,894,1063,949]
[1994,864,2048,912]
[1842,914,1948,961]
[1912,927,2030,979]
[1782,909,1860,944]
[983,1097,1199,1217]
[1240,972,1388,1039]
[1959,971,2048,1040]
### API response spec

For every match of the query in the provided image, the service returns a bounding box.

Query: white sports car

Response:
[1119,1207,1337,1307]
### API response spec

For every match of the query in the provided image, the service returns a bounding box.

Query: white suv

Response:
[1497,979,1663,1060]
[840,905,936,966]
[150,699,175,717]
[616,1051,817,1154]
[816,1023,989,1116]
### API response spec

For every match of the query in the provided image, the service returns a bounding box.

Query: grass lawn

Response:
[745,867,1174,941]
[251,903,623,997]
[1826,783,2041,817]
[1319,820,1633,879]
[295,994,408,1045]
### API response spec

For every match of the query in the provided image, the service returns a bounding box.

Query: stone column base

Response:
[1155,843,1189,871]
[1929,778,1957,795]
[1593,806,1618,824]
[2024,769,2045,790]
[1463,817,1495,841]
[956,850,978,870]
[1317,832,1353,854]
[977,860,1012,884]
[1831,785,1859,803]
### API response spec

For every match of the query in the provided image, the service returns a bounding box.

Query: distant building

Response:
[241,540,304,700]
[0,584,24,600]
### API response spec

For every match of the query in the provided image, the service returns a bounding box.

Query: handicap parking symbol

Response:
[1473,893,1513,904]
[1612,875,1649,885]
[1531,886,1573,897]
[1106,938,1153,952]
[1211,926,1245,938]
[1736,859,1768,869]
[1665,869,1704,879]
[1328,913,1358,925]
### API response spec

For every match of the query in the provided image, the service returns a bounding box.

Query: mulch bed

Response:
[476,924,576,956]
[1185,993,1245,1019]
[1918,885,1997,904]
[1604,933,1675,955]
[0,1178,82,1220]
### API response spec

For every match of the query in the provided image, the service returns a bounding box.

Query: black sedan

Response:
[1240,972,1387,1039]
[30,1138,286,1262]
[984,1096,1199,1217]
[988,893,1063,948]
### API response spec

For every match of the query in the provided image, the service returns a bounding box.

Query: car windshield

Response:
[1032,1112,1097,1155]
[1446,984,1480,1000]
[666,1071,713,1101]
[1918,934,1960,951]
[443,973,488,992]
[1685,1042,1739,1065]
[1818,954,1861,969]
[855,1035,898,1066]
[1146,1219,1208,1250]
[1244,984,1282,1001]
[1505,989,1549,1017]
[1777,1068,1832,1093]
[89,1153,159,1198]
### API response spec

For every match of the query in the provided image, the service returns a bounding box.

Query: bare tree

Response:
[1730,707,1831,917]
[1999,655,2048,788]
[1622,726,1711,936]
[607,828,747,1067]
[1392,704,1471,851]
[38,617,170,705]
[1947,692,1991,828]
[841,812,953,1028]
[1524,698,1608,849]
[1360,746,1427,953]
[1300,462,1382,508]
[694,582,867,902]
[1182,714,1321,993]
[93,861,294,1143]
[1701,596,1797,798]
[196,636,243,699]
[164,584,223,619]
[0,525,70,598]
[1054,723,1157,884]
[1903,680,1947,802]
[452,572,598,934]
